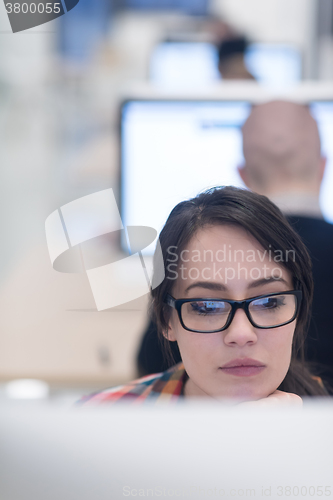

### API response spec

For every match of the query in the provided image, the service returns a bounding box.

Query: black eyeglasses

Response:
[165,290,302,333]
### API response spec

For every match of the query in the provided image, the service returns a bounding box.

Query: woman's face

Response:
[167,225,296,402]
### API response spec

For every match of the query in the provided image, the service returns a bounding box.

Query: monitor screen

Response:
[150,42,221,88]
[149,42,302,88]
[245,43,302,85]
[121,100,333,254]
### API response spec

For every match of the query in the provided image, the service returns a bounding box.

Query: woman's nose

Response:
[223,308,258,347]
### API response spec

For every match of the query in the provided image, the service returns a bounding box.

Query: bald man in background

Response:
[239,100,333,387]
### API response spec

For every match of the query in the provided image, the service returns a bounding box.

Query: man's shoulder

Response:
[79,363,186,405]
[287,215,333,235]
[287,215,333,250]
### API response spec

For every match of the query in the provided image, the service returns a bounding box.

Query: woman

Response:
[81,186,328,405]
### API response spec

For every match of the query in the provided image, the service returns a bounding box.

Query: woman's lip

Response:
[220,358,266,369]
[219,365,266,377]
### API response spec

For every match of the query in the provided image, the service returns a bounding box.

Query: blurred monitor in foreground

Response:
[1,402,333,500]
[149,41,302,88]
[121,99,333,253]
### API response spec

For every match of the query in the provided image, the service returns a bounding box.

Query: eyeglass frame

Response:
[164,290,303,333]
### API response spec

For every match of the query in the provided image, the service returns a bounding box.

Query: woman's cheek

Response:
[266,331,294,391]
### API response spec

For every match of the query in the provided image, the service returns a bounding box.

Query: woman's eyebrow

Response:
[184,277,290,294]
[184,282,228,294]
[247,277,290,289]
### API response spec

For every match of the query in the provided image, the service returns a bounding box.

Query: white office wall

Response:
[211,0,316,46]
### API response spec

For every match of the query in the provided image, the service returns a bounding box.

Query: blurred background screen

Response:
[121,99,333,254]
[150,41,302,87]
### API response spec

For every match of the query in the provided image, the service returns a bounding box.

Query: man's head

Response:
[239,101,326,196]
[217,37,255,80]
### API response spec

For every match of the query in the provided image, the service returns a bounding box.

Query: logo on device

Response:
[4,0,80,33]
[45,189,164,310]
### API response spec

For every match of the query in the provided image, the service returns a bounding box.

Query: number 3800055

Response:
[5,3,61,14]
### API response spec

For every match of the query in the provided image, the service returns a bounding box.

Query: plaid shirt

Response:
[79,364,326,406]
[79,363,187,405]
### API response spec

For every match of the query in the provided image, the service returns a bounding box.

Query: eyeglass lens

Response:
[180,294,297,332]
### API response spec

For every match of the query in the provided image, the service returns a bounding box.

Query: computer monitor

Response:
[245,43,302,85]
[149,42,302,88]
[1,402,333,500]
[150,42,221,88]
[120,98,333,254]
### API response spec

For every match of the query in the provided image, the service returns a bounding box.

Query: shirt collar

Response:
[151,362,188,401]
[269,192,323,219]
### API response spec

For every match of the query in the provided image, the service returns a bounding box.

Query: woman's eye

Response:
[252,296,285,311]
[190,301,228,315]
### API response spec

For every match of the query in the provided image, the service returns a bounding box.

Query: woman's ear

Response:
[163,322,177,342]
[238,164,250,187]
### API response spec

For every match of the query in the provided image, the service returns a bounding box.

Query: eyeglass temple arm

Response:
[165,294,175,308]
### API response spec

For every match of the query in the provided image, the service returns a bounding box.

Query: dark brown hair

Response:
[151,186,328,396]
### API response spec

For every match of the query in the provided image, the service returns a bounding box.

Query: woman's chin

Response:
[221,386,273,403]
